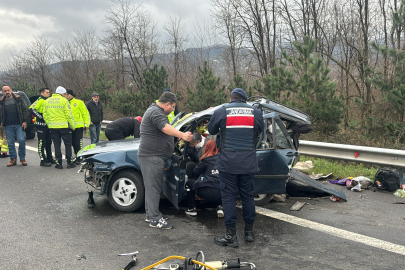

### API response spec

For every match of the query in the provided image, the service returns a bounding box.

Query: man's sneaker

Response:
[145,215,169,223]
[216,206,224,218]
[55,164,63,169]
[185,208,197,216]
[67,163,76,169]
[149,217,173,229]
[40,160,52,167]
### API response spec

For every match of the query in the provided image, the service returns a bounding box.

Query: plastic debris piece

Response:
[329,196,341,202]
[290,201,306,211]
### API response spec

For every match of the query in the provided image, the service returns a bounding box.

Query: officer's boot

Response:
[40,160,52,167]
[87,191,96,208]
[48,157,57,164]
[214,227,238,248]
[244,222,255,242]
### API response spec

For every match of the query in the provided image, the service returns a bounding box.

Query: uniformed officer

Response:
[207,88,264,248]
[43,86,76,169]
[29,87,56,167]
[66,89,90,165]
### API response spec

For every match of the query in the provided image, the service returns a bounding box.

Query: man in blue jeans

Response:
[0,85,28,167]
[86,92,103,144]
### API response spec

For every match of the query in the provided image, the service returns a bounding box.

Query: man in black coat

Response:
[105,117,142,141]
[86,92,103,144]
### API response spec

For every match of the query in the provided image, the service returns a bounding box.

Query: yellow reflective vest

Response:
[69,98,90,128]
[43,94,75,129]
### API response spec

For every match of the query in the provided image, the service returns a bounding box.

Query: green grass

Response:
[299,155,379,180]
[83,130,108,140]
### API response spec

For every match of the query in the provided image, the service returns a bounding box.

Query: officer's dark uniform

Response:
[208,88,264,247]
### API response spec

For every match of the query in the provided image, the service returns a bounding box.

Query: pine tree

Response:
[84,69,115,104]
[185,62,227,112]
[270,36,344,133]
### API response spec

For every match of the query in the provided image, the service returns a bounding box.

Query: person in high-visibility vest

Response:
[66,89,90,165]
[155,89,179,123]
[29,87,55,167]
[43,86,76,169]
[0,126,9,158]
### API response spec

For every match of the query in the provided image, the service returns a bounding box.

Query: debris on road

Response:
[76,254,86,260]
[329,196,341,202]
[293,160,314,171]
[272,194,286,202]
[290,201,306,211]
[393,189,405,198]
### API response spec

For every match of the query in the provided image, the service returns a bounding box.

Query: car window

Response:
[275,121,291,149]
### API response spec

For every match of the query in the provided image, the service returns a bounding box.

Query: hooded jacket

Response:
[0,93,28,126]
[192,155,220,189]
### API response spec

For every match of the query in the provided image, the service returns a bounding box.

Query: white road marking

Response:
[17,143,405,256]
[254,206,405,256]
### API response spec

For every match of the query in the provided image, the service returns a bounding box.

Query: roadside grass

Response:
[83,130,108,140]
[299,155,379,181]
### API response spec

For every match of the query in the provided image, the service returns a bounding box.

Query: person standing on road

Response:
[105,116,142,141]
[29,87,56,167]
[66,89,90,165]
[208,88,264,247]
[86,92,103,144]
[0,85,28,167]
[138,91,193,229]
[43,86,76,169]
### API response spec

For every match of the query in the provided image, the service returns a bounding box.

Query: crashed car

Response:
[77,98,313,212]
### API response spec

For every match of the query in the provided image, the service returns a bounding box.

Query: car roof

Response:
[172,98,311,130]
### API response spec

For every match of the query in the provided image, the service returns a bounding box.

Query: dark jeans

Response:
[36,126,52,161]
[105,128,125,141]
[219,172,256,228]
[72,127,83,155]
[89,123,101,144]
[4,125,25,160]
[51,128,73,164]
[186,178,222,209]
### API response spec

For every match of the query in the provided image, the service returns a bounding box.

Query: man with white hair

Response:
[43,86,76,169]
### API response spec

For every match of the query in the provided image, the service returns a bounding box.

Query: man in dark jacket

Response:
[0,85,28,167]
[86,92,103,144]
[105,116,142,141]
[208,88,264,248]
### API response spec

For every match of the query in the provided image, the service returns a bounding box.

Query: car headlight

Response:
[93,162,112,171]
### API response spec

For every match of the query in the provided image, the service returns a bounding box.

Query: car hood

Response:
[78,138,140,157]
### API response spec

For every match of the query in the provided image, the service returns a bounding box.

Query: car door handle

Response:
[286,152,299,156]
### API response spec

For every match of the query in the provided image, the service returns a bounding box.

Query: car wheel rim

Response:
[254,194,267,201]
[111,177,138,206]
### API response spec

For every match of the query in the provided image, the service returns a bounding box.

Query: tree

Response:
[111,65,170,116]
[274,36,345,132]
[185,62,227,112]
[84,69,115,104]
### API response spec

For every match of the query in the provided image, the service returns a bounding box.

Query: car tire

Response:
[25,131,35,139]
[107,171,145,212]
[254,194,272,206]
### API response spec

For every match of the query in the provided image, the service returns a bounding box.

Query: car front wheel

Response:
[107,171,144,212]
[254,194,272,206]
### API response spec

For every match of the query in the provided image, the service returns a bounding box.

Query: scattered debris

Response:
[290,201,306,211]
[293,161,314,171]
[329,196,341,202]
[272,194,286,202]
[393,189,405,198]
[393,201,405,204]
[309,172,333,180]
[76,254,86,260]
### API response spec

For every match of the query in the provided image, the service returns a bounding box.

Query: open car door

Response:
[254,112,298,195]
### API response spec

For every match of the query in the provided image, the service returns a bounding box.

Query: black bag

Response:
[374,167,400,192]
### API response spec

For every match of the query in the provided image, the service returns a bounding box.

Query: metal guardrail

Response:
[299,140,405,169]
[101,120,405,169]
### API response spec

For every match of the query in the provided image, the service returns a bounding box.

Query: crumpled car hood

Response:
[78,138,140,157]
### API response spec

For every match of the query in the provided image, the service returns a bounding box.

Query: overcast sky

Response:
[0,0,212,64]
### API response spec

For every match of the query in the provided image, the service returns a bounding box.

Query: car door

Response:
[162,116,198,209]
[254,112,297,195]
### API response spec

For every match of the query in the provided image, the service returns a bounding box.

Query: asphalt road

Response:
[1,136,405,269]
